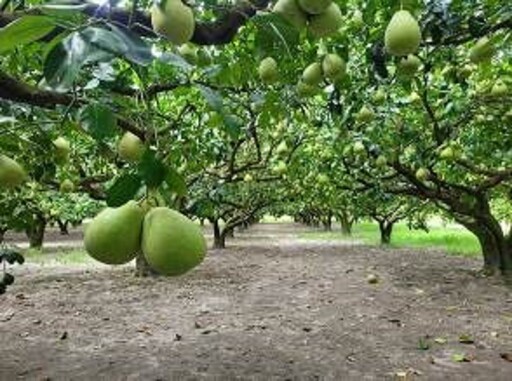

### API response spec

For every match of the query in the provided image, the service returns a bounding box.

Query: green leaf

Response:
[80,104,117,141]
[106,174,142,207]
[138,150,168,188]
[109,25,154,66]
[196,84,223,111]
[43,31,112,89]
[165,167,187,197]
[0,16,56,54]
[223,114,242,140]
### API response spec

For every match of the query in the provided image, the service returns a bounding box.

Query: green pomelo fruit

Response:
[469,37,494,64]
[273,161,288,175]
[0,155,26,189]
[439,146,455,161]
[375,155,387,168]
[309,3,343,38]
[352,9,364,28]
[84,200,145,265]
[118,132,145,163]
[372,89,386,104]
[356,105,375,123]
[296,81,318,98]
[415,168,429,182]
[490,81,508,97]
[258,57,279,84]
[276,141,288,155]
[316,173,329,184]
[409,91,421,103]
[302,62,323,86]
[273,0,308,30]
[142,208,206,276]
[353,141,366,155]
[244,174,253,183]
[53,137,70,165]
[151,0,195,45]
[385,10,421,56]
[399,55,421,75]
[178,44,198,65]
[322,53,346,81]
[297,0,332,15]
[60,179,75,193]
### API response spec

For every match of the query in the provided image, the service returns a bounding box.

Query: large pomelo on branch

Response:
[309,3,343,38]
[59,179,75,193]
[142,208,206,276]
[490,80,508,97]
[469,37,494,64]
[0,155,26,189]
[399,54,421,75]
[118,132,145,163]
[322,53,346,81]
[273,0,308,30]
[258,57,279,84]
[385,10,421,56]
[302,62,323,86]
[84,201,146,265]
[151,0,195,45]
[297,0,332,15]
[53,137,71,165]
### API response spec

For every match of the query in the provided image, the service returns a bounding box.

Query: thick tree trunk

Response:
[322,215,332,231]
[25,215,46,249]
[135,252,159,277]
[57,220,69,235]
[465,222,512,276]
[0,228,5,244]
[457,205,512,276]
[338,212,353,236]
[212,220,225,249]
[378,221,394,245]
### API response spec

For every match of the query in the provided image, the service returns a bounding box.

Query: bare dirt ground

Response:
[1,223,512,380]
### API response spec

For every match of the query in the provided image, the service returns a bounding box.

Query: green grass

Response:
[24,248,93,265]
[300,222,481,258]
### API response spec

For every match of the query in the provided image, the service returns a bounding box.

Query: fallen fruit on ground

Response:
[151,0,195,45]
[84,200,145,265]
[118,132,145,163]
[142,208,207,276]
[385,10,421,56]
[0,155,26,189]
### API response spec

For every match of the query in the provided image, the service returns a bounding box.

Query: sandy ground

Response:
[1,223,512,380]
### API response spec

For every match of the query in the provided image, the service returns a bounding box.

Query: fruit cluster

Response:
[273,0,343,38]
[84,201,207,276]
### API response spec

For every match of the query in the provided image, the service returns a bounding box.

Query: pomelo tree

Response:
[0,0,510,276]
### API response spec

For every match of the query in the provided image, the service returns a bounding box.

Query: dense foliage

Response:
[0,0,510,275]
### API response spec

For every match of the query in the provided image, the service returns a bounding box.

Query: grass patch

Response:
[300,222,481,258]
[24,248,94,265]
